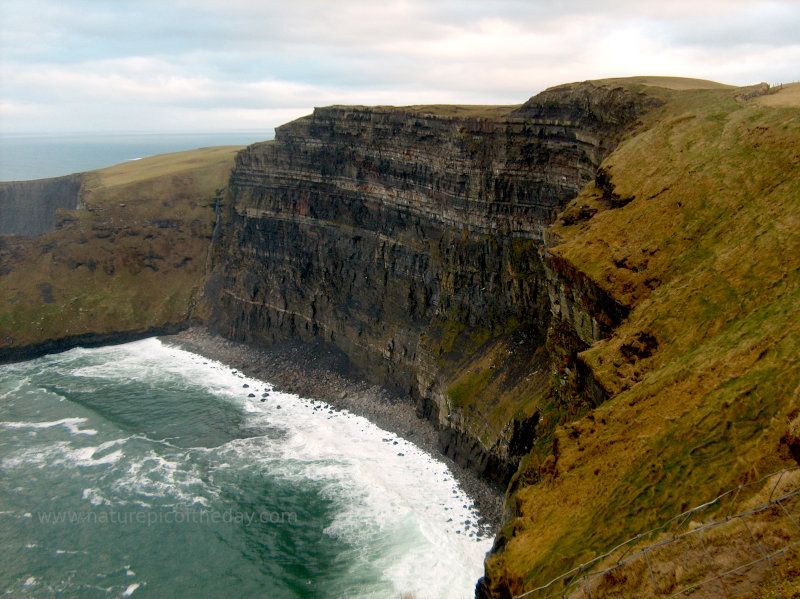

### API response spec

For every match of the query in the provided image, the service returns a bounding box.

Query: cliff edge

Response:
[1,78,798,598]
[202,81,659,487]
[479,81,800,597]
[0,146,241,360]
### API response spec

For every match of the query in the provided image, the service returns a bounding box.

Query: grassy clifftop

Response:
[0,146,241,359]
[2,78,797,596]
[590,75,735,90]
[484,82,800,595]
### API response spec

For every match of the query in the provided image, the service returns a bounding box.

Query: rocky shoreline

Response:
[160,327,505,535]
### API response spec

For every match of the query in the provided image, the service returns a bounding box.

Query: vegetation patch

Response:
[484,81,800,597]
[0,147,242,355]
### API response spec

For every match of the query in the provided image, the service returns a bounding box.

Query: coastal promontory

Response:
[2,77,799,597]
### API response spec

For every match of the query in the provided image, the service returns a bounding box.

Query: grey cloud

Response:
[1,0,798,134]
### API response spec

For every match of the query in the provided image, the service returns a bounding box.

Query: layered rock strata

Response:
[205,82,660,485]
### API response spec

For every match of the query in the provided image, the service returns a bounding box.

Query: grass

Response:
[590,75,735,90]
[434,319,551,448]
[566,470,800,598]
[0,146,242,353]
[399,104,520,118]
[484,82,800,596]
[756,82,800,108]
[332,104,521,119]
[80,146,242,216]
[447,368,494,408]
[86,145,242,190]
[333,104,520,118]
[426,230,555,449]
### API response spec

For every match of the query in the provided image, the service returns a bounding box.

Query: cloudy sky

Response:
[1,0,798,135]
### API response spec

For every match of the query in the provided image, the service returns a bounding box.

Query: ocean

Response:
[0,133,274,182]
[0,339,490,598]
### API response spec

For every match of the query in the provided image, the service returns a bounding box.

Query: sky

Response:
[1,0,799,135]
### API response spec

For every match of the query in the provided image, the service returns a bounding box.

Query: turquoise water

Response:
[0,133,273,182]
[0,339,489,598]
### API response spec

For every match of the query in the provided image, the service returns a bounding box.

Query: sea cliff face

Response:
[204,82,659,485]
[3,78,799,598]
[0,174,82,236]
[203,80,800,598]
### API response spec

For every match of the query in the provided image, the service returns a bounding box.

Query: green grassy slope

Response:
[484,82,800,595]
[0,147,241,356]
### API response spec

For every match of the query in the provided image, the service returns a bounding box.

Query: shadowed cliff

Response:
[203,81,660,487]
[0,174,82,236]
[201,78,800,597]
[1,77,798,598]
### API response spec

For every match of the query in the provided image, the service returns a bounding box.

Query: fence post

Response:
[726,485,743,519]
[614,534,642,565]
[581,575,594,599]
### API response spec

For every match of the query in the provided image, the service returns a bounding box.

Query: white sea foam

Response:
[0,417,97,436]
[121,582,141,597]
[2,338,491,598]
[0,378,27,399]
[112,449,213,507]
[270,399,491,598]
[1,438,125,469]
[130,338,492,598]
[82,487,113,506]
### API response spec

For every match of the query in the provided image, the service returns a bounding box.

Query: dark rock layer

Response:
[205,82,661,486]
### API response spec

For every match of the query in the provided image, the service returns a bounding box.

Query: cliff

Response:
[203,78,800,597]
[479,82,800,597]
[2,78,799,598]
[0,174,82,236]
[203,82,660,485]
[0,147,241,360]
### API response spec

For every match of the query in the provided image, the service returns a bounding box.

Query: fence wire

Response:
[513,467,800,599]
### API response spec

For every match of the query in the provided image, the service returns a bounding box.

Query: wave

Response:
[0,338,490,598]
[1,437,126,469]
[138,339,492,598]
[0,417,97,436]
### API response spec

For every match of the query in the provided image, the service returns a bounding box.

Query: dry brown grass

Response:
[559,471,800,598]
[86,145,243,190]
[399,104,520,118]
[485,84,800,595]
[756,82,800,108]
[333,103,520,118]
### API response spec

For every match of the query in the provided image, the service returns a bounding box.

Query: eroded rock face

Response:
[0,174,82,236]
[205,82,659,483]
